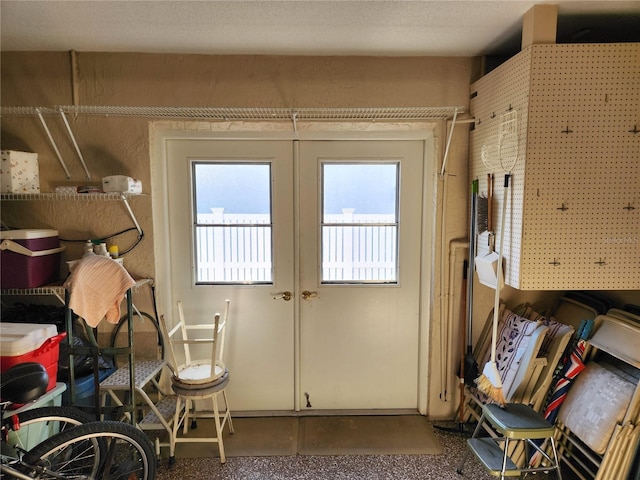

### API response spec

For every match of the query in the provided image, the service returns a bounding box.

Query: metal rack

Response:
[1,279,152,423]
[2,105,464,121]
[1,193,145,243]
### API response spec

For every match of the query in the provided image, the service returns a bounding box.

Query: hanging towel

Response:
[64,255,136,327]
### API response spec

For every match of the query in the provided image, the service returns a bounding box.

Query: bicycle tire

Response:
[111,311,164,369]
[3,406,96,454]
[23,420,156,480]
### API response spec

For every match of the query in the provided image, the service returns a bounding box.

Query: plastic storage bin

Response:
[0,322,66,392]
[0,229,65,288]
[5,383,66,450]
[63,368,116,409]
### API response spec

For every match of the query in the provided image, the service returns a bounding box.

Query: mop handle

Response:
[491,174,510,363]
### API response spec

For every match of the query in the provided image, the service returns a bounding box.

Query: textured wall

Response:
[1,51,569,418]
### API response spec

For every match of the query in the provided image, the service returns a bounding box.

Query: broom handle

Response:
[491,174,510,363]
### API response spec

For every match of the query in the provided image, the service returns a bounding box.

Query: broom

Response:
[475,173,511,407]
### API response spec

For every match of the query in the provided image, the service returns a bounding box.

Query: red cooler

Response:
[0,323,66,393]
[0,229,65,288]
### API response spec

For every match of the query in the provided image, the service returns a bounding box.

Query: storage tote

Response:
[0,229,65,288]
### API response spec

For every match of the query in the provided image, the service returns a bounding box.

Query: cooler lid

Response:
[0,229,58,240]
[0,323,59,356]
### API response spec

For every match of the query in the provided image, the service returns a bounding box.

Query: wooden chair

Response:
[159,299,234,464]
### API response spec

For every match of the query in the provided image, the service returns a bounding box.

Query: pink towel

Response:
[64,256,136,328]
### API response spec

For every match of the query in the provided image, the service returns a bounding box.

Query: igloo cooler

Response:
[0,229,65,288]
[0,322,66,393]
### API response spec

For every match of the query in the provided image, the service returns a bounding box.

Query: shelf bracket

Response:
[59,109,91,180]
[121,194,143,237]
[36,108,71,179]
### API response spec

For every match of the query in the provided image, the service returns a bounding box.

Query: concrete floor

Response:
[154,419,576,480]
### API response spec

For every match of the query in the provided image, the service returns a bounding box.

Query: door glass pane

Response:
[322,163,399,283]
[193,162,272,284]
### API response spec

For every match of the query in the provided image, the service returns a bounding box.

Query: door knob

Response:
[301,290,319,300]
[273,291,292,301]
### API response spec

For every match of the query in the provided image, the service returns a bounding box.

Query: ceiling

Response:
[1,1,639,58]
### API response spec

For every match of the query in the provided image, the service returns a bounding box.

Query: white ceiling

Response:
[1,1,639,57]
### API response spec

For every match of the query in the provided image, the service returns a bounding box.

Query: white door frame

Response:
[151,121,439,415]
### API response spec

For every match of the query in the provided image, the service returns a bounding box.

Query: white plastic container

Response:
[102,175,142,194]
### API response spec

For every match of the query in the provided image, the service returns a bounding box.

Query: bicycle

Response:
[1,362,156,479]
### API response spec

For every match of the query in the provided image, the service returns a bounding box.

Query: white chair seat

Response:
[172,370,229,396]
[175,361,226,385]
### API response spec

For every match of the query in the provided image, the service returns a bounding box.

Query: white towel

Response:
[64,255,136,327]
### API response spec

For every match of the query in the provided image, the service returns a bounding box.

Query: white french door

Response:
[297,140,423,410]
[157,136,426,412]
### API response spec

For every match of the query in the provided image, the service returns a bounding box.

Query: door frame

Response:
[151,120,439,415]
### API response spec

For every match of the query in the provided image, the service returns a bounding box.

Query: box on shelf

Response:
[0,323,66,393]
[101,175,142,194]
[1,150,40,194]
[0,229,65,288]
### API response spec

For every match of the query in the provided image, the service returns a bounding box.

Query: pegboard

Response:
[470,43,639,290]
[470,47,532,289]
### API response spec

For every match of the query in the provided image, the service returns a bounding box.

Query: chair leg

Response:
[457,412,486,475]
[170,396,183,466]
[190,401,198,430]
[212,393,226,463]
[183,399,192,434]
[550,437,563,480]
[223,390,234,434]
[501,438,510,480]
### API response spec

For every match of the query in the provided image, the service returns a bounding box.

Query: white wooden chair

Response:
[159,299,234,464]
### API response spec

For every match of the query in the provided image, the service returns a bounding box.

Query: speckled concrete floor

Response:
[155,420,575,480]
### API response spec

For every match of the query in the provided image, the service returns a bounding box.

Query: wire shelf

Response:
[2,105,464,121]
[0,285,66,296]
[1,193,145,201]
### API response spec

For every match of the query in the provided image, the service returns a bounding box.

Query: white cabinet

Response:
[470,43,639,290]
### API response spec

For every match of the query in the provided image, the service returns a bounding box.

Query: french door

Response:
[159,137,425,412]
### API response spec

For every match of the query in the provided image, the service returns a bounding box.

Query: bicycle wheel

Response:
[4,406,95,453]
[23,421,156,480]
[111,311,164,368]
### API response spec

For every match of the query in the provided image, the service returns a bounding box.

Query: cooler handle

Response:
[34,332,67,356]
[0,239,66,257]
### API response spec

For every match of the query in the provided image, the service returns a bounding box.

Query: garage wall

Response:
[3,51,618,418]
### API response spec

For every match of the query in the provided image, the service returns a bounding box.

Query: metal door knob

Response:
[273,291,292,301]
[301,290,319,300]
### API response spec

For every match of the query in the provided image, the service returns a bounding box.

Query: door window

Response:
[321,162,399,283]
[192,162,273,284]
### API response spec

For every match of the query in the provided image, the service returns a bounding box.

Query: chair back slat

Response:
[159,314,179,376]
[177,301,192,366]
[218,299,230,362]
[210,314,221,372]
[160,299,231,384]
